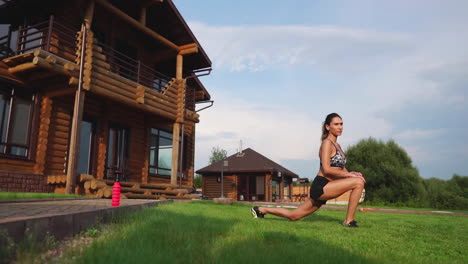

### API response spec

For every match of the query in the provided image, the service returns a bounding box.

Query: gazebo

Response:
[196,148,299,202]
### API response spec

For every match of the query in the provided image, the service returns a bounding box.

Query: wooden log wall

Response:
[45,99,72,175]
[81,32,180,122]
[0,159,35,174]
[33,96,53,175]
[184,121,195,187]
[202,175,236,200]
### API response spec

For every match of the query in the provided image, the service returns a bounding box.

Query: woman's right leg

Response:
[319,177,364,224]
[259,199,323,221]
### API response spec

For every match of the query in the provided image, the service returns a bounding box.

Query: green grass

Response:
[58,201,468,264]
[0,192,81,200]
[331,203,468,214]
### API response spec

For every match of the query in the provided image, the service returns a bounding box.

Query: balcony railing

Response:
[14,16,79,61]
[97,41,172,93]
[0,31,14,59]
[1,16,199,105]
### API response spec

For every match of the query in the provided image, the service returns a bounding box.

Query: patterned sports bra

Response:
[320,140,347,168]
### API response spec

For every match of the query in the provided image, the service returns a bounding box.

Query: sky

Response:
[172,0,468,180]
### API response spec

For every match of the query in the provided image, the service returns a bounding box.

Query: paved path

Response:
[0,198,162,223]
[0,198,170,243]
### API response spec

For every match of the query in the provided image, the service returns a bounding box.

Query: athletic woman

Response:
[250,113,365,227]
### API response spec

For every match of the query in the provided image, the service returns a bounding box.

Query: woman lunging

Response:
[250,113,365,227]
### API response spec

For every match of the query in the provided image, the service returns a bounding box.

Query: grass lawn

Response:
[58,201,467,264]
[330,203,468,214]
[0,192,81,200]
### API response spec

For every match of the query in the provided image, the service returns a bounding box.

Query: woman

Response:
[250,113,365,227]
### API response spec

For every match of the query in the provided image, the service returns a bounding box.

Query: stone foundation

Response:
[0,171,54,193]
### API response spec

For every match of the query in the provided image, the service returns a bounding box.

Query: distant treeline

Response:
[346,138,468,210]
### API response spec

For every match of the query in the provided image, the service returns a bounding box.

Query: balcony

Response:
[1,16,199,122]
[0,16,172,93]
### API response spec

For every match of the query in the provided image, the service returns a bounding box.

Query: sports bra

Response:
[320,140,347,168]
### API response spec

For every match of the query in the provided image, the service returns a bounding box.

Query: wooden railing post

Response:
[7,25,12,53]
[16,25,23,55]
[45,15,54,52]
[137,60,141,84]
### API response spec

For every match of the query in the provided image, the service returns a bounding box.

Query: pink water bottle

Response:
[111,182,121,207]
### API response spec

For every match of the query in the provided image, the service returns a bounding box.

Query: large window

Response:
[0,86,35,158]
[149,128,173,177]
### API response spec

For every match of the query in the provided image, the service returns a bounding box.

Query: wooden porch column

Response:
[266,173,272,202]
[65,90,86,194]
[65,25,88,194]
[84,0,95,27]
[279,180,284,201]
[170,54,183,185]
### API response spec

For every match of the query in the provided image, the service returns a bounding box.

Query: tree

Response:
[345,138,426,204]
[422,174,468,210]
[194,174,202,188]
[209,146,227,164]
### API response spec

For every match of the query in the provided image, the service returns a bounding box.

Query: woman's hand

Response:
[350,171,366,183]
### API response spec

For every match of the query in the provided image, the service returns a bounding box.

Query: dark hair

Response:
[321,113,342,140]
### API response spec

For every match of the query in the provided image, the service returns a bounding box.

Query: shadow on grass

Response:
[71,206,375,264]
[264,213,341,224]
[213,230,377,264]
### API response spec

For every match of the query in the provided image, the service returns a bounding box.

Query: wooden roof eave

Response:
[165,0,212,68]
[188,76,211,101]
[95,0,201,57]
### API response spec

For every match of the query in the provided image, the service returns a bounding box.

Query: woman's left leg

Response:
[319,177,364,224]
[259,199,323,221]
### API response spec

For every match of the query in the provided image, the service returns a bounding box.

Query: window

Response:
[0,86,35,158]
[149,128,173,177]
[106,125,129,178]
[77,120,95,175]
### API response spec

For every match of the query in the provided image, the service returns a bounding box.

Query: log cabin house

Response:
[0,0,212,195]
[196,148,299,202]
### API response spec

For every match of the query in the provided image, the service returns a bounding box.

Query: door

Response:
[238,175,265,201]
[238,176,248,201]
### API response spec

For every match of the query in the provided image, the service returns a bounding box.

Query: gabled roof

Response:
[196,148,299,178]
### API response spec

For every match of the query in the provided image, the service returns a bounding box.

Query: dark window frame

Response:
[105,123,130,179]
[77,118,97,175]
[0,83,37,160]
[148,128,173,178]
[148,128,189,179]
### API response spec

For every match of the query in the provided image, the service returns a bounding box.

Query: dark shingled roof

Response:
[196,148,299,178]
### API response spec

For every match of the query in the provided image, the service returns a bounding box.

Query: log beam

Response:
[95,0,179,51]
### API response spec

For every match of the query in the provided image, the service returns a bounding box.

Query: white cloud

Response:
[190,21,468,112]
[191,22,412,73]
[195,94,323,169]
[394,129,446,141]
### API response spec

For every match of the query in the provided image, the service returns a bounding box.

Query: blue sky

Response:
[173,0,468,180]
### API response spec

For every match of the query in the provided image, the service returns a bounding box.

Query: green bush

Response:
[346,138,468,210]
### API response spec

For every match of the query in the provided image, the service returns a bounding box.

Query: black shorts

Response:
[310,176,329,204]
